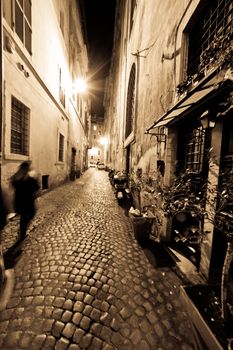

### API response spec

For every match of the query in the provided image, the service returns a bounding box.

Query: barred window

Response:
[125,64,136,139]
[185,126,205,173]
[58,133,64,162]
[15,0,32,54]
[187,0,233,76]
[11,96,30,155]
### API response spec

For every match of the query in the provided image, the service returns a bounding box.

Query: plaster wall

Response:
[106,0,203,174]
[2,0,88,195]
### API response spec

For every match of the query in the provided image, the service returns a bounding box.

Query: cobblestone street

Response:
[0,168,194,350]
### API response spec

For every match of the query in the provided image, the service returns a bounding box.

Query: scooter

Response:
[113,171,128,201]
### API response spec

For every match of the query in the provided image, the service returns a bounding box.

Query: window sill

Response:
[4,153,31,161]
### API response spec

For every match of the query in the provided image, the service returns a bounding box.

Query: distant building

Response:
[1,0,90,196]
[104,0,233,279]
[88,116,106,166]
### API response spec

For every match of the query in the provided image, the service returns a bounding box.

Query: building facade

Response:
[88,117,106,167]
[104,0,233,280]
[1,0,90,198]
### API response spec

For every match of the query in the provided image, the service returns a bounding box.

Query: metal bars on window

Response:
[185,126,205,173]
[11,96,30,155]
[188,0,233,76]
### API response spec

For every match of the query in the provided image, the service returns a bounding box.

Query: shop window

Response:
[11,96,30,155]
[58,133,64,162]
[187,0,232,77]
[125,64,136,139]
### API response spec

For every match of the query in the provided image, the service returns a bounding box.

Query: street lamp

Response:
[75,78,87,94]
[99,137,108,146]
[199,110,216,129]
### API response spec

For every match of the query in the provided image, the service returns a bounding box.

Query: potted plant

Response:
[177,167,233,350]
[128,168,163,242]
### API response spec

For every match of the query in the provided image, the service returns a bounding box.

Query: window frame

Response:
[58,133,65,162]
[10,95,30,156]
[14,0,32,54]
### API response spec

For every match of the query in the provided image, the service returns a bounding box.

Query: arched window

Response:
[125,64,136,139]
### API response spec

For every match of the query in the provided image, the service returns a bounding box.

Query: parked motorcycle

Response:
[113,171,131,203]
[108,168,115,186]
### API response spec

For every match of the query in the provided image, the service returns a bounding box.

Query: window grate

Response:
[185,126,205,173]
[11,96,30,155]
[188,0,233,76]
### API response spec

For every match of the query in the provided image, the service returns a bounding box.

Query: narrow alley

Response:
[0,169,194,350]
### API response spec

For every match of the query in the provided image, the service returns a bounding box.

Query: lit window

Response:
[11,96,30,155]
[58,133,64,162]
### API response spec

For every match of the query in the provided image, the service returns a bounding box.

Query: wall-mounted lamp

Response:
[75,78,87,94]
[199,110,216,130]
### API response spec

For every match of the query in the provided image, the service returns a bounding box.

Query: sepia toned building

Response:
[1,0,90,197]
[104,0,233,280]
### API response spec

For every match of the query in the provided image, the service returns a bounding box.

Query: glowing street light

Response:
[75,78,87,93]
[99,137,108,146]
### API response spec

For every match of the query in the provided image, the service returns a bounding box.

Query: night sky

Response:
[82,0,116,120]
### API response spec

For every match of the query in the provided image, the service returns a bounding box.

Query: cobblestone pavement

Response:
[0,168,194,350]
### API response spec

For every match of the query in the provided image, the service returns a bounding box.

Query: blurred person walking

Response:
[11,161,40,242]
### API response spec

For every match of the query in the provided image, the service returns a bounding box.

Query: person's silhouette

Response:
[11,161,40,241]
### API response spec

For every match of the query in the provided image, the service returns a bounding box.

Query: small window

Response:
[11,96,30,155]
[15,0,32,54]
[58,133,64,162]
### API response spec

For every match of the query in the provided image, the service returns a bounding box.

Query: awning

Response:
[146,72,233,132]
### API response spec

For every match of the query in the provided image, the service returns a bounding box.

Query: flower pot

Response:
[129,215,154,242]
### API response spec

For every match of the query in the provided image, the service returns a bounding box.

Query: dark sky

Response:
[82,0,116,120]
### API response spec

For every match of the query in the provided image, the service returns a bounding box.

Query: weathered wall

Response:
[2,0,89,197]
